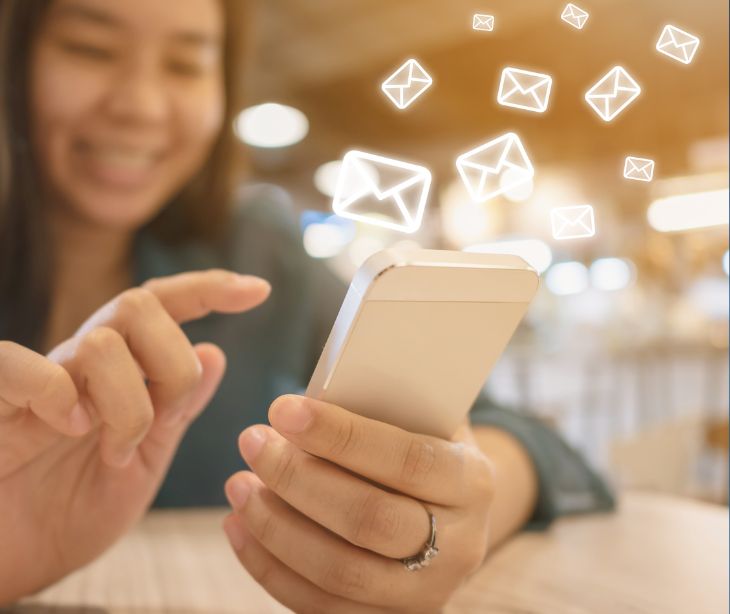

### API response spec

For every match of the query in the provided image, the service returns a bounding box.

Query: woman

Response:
[0,0,614,611]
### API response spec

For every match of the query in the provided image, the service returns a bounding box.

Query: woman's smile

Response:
[73,139,166,191]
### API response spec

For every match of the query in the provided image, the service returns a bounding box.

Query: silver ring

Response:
[401,508,439,571]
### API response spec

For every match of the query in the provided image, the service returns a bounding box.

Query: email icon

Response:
[497,67,553,113]
[332,150,432,233]
[473,14,494,32]
[561,3,589,29]
[584,66,641,122]
[623,156,655,182]
[551,205,596,240]
[656,24,700,65]
[381,59,433,110]
[455,133,534,204]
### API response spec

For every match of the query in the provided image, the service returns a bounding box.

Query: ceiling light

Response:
[234,103,309,148]
[647,189,729,232]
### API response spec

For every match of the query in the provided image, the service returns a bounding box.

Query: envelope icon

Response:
[551,205,596,240]
[332,150,432,233]
[561,3,589,30]
[623,156,655,182]
[584,66,641,122]
[497,67,553,113]
[455,133,534,203]
[381,59,433,110]
[656,24,700,65]
[473,14,494,32]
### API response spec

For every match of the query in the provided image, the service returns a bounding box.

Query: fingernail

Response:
[236,274,269,290]
[271,397,312,434]
[223,516,247,550]
[240,427,266,462]
[68,403,91,435]
[227,479,251,509]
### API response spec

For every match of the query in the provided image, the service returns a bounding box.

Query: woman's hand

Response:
[223,395,496,614]
[0,270,270,604]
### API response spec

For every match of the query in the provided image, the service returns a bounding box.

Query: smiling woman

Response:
[0,1,615,611]
[0,0,247,349]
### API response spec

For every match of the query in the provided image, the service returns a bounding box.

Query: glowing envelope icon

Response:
[551,205,596,240]
[584,66,641,122]
[623,156,655,182]
[332,150,432,234]
[381,59,433,110]
[455,133,535,204]
[656,25,700,65]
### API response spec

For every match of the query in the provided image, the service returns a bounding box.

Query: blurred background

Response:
[235,0,728,502]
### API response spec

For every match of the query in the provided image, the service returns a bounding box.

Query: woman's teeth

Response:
[90,147,158,171]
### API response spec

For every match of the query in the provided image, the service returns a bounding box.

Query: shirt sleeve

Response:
[469,394,616,530]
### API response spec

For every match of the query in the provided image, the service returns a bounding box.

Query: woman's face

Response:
[30,0,225,231]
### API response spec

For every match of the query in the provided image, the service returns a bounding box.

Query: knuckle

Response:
[174,354,202,394]
[472,453,496,503]
[351,491,401,547]
[268,448,299,494]
[327,418,358,458]
[117,287,158,319]
[320,557,370,599]
[254,511,279,546]
[79,326,124,360]
[399,439,436,486]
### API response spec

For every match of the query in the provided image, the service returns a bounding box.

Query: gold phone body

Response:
[306,248,539,439]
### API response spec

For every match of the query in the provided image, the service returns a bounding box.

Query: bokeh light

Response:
[590,258,635,291]
[545,261,589,296]
[234,103,309,148]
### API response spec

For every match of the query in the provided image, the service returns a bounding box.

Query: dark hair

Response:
[0,0,248,350]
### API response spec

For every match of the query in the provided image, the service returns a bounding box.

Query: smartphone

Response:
[306,248,539,440]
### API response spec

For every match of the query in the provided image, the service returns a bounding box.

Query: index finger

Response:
[268,395,493,507]
[142,269,271,324]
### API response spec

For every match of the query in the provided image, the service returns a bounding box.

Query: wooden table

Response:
[16,492,728,614]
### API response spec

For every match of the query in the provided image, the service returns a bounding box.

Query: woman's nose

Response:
[104,60,169,126]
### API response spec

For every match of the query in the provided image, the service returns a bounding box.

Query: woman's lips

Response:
[74,141,165,190]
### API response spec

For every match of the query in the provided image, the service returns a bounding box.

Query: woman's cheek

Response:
[174,78,225,162]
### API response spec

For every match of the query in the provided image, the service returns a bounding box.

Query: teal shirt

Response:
[132,187,614,527]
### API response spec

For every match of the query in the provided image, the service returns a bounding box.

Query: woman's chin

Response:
[61,191,165,233]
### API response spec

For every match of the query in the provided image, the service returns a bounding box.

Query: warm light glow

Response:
[303,224,349,259]
[440,179,494,247]
[647,189,729,232]
[348,236,386,267]
[313,161,343,197]
[465,239,552,273]
[590,258,635,291]
[500,169,534,202]
[234,103,309,148]
[545,261,589,296]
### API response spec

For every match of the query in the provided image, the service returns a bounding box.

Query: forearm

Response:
[471,425,539,550]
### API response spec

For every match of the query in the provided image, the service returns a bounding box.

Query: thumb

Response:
[139,343,227,471]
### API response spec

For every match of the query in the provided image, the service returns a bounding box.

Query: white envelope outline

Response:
[561,3,589,29]
[623,156,655,182]
[584,66,641,122]
[455,133,534,204]
[656,25,700,65]
[473,14,494,31]
[497,67,553,113]
[332,151,432,233]
[381,59,433,110]
[551,205,596,240]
